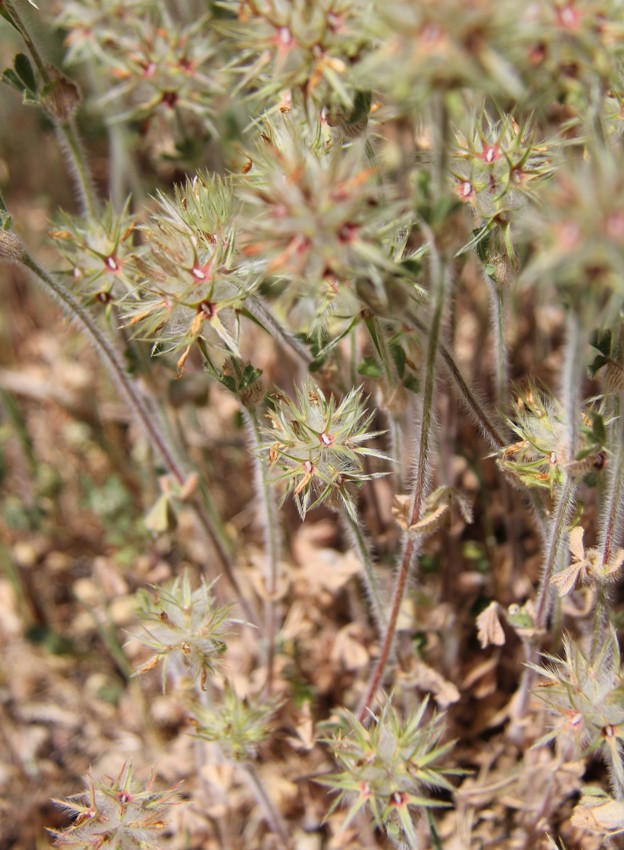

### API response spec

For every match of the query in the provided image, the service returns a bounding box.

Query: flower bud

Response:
[0,230,26,264]
[41,68,82,123]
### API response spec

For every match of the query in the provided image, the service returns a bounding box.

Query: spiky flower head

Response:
[49,200,137,307]
[521,152,624,318]
[217,0,373,111]
[190,686,279,762]
[497,384,606,492]
[356,0,529,108]
[530,628,624,791]
[57,5,223,130]
[519,0,624,111]
[134,572,232,692]
[319,697,460,845]
[451,111,555,231]
[55,1,155,66]
[239,115,411,331]
[49,764,179,850]
[263,378,388,521]
[123,173,254,371]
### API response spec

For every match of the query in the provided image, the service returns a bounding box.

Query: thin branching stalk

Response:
[21,250,186,480]
[371,315,407,492]
[510,474,578,732]
[244,406,281,695]
[534,310,585,629]
[592,393,624,660]
[54,119,99,219]
[81,61,146,208]
[240,762,292,850]
[246,295,313,364]
[533,474,578,632]
[358,96,452,721]
[408,313,506,450]
[561,311,584,459]
[358,231,448,722]
[483,264,526,579]
[342,511,387,631]
[512,312,585,727]
[4,0,99,218]
[483,268,509,417]
[16,245,255,619]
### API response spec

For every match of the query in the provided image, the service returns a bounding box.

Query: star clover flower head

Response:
[263,377,390,521]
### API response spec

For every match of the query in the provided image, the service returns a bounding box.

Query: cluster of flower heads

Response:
[320,697,460,846]
[524,0,624,109]
[238,114,411,329]
[52,0,624,151]
[263,378,388,521]
[356,0,529,107]
[50,764,179,850]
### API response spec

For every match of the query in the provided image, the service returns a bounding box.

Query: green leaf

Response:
[25,624,76,655]
[309,354,327,372]
[0,192,12,230]
[219,373,237,394]
[399,257,423,275]
[403,374,420,393]
[358,356,382,378]
[241,363,262,388]
[345,89,371,126]
[1,67,24,91]
[590,328,612,357]
[363,315,384,358]
[14,53,37,93]
[587,410,606,443]
[22,90,39,106]
[588,353,608,377]
[390,342,406,378]
[0,6,20,29]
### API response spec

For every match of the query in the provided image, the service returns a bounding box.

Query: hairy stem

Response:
[512,312,585,728]
[592,393,624,660]
[244,406,281,695]
[343,511,387,631]
[4,0,99,218]
[246,295,313,364]
[55,118,99,219]
[484,269,509,417]
[409,313,506,450]
[533,474,578,632]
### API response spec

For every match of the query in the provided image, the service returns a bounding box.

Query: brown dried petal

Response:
[476,602,505,648]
